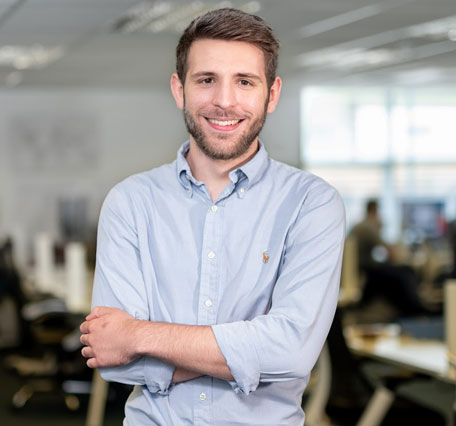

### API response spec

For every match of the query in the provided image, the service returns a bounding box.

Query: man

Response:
[80,8,345,425]
[349,199,429,317]
[349,199,389,271]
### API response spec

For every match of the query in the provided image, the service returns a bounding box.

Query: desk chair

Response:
[0,238,90,410]
[339,237,363,306]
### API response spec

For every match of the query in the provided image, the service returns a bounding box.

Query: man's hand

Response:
[80,306,233,381]
[80,306,140,368]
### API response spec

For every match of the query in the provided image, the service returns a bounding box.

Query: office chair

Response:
[0,238,90,410]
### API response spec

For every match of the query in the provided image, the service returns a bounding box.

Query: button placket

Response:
[198,202,222,327]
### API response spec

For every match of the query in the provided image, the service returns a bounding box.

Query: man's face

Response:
[171,39,281,161]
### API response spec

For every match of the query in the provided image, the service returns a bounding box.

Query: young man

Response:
[80,8,345,425]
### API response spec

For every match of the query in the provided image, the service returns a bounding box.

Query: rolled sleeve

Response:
[212,182,345,393]
[212,320,261,394]
[92,186,174,394]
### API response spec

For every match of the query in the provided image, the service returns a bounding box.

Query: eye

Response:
[200,77,214,84]
[239,79,252,86]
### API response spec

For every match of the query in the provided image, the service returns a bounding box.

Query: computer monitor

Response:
[401,200,446,243]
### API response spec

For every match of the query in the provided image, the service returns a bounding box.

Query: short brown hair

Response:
[176,8,280,88]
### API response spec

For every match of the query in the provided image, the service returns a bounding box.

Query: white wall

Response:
[0,85,301,264]
[0,88,186,263]
[262,79,301,168]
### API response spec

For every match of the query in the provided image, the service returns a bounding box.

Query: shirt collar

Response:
[176,140,270,190]
[176,141,193,189]
[233,141,269,189]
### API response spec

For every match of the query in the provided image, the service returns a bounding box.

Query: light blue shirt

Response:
[92,141,345,426]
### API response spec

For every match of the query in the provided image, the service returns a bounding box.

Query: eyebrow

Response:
[189,71,263,82]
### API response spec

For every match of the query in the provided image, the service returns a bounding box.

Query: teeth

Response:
[208,118,240,126]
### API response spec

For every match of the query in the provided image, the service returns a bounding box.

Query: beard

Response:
[183,97,269,161]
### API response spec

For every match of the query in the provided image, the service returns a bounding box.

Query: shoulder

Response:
[268,159,343,210]
[100,162,176,219]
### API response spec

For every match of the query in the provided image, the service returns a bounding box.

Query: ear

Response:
[170,73,184,110]
[266,76,282,114]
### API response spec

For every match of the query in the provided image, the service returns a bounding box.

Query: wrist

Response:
[130,319,150,358]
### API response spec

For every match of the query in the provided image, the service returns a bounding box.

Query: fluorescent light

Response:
[407,16,456,40]
[295,14,456,72]
[113,1,261,34]
[114,1,172,33]
[0,45,64,70]
[448,29,456,41]
[298,47,398,70]
[297,0,416,38]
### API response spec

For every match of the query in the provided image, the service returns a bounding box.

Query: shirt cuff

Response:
[211,321,261,394]
[143,357,175,395]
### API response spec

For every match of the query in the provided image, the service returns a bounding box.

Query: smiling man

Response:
[80,8,345,426]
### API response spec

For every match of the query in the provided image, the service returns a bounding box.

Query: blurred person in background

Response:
[350,199,431,318]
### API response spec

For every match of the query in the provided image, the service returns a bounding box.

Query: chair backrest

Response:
[339,237,362,305]
[444,279,456,380]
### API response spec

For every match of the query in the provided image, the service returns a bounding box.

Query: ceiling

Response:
[0,0,455,88]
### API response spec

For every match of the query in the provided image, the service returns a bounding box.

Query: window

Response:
[301,86,456,242]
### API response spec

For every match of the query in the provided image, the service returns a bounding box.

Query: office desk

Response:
[345,325,456,426]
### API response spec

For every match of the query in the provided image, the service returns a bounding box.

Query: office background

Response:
[0,1,455,425]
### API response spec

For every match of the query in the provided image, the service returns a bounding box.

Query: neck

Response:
[186,139,259,202]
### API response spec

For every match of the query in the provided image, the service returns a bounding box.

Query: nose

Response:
[212,81,237,109]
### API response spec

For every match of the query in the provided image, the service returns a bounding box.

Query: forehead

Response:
[186,39,266,79]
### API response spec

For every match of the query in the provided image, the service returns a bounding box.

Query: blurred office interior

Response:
[0,1,455,425]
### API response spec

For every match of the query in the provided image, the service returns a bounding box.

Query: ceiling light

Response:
[295,13,456,73]
[407,15,456,40]
[113,1,172,33]
[297,47,398,70]
[0,45,64,70]
[113,1,261,34]
[448,29,456,41]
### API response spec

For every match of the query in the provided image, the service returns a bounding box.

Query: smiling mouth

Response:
[205,117,244,131]
[208,118,241,126]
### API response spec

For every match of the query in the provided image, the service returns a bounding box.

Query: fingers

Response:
[81,345,94,359]
[87,358,98,369]
[80,333,90,345]
[86,306,117,321]
[80,321,89,334]
[81,344,98,368]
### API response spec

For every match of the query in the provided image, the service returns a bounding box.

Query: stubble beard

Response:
[183,97,269,161]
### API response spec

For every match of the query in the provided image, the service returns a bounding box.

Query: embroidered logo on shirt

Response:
[262,250,269,264]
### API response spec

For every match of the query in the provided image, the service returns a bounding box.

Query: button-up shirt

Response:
[92,141,345,426]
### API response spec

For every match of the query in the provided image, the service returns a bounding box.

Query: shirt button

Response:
[205,299,213,308]
[199,392,206,401]
[208,251,215,259]
[239,188,245,194]
[211,205,218,212]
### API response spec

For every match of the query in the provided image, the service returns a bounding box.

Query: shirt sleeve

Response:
[92,186,175,395]
[211,182,345,395]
